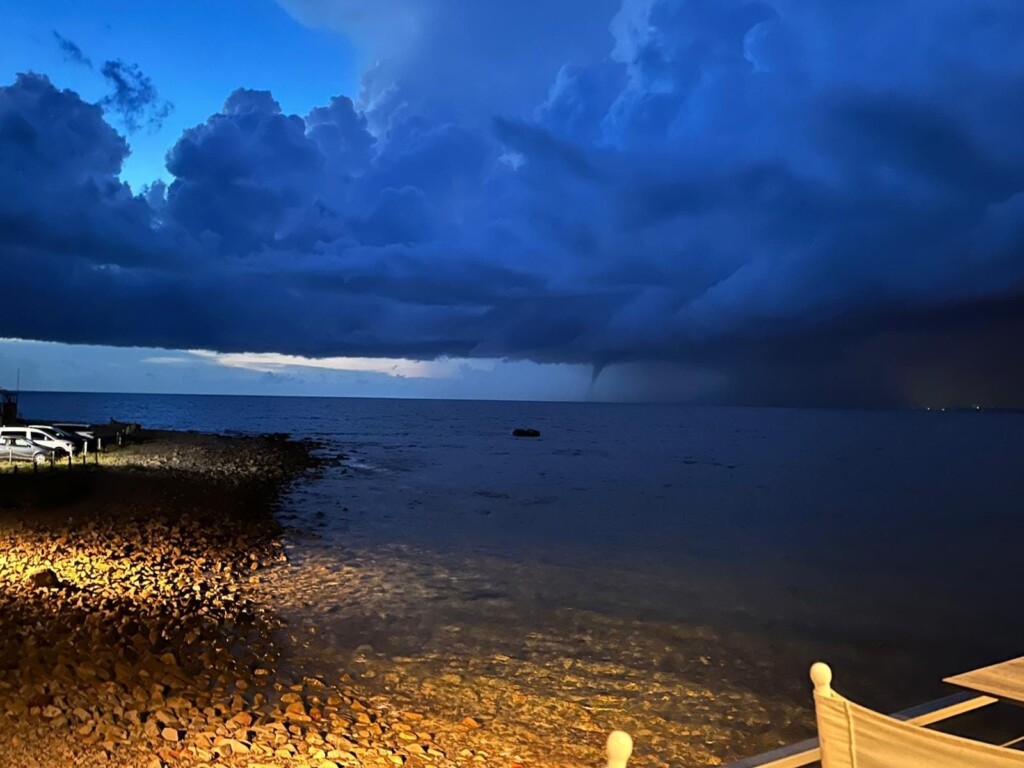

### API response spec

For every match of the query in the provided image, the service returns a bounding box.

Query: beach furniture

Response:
[724,657,1024,767]
[944,657,1024,709]
[811,661,1024,766]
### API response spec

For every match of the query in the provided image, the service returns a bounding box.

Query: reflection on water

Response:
[269,446,1024,764]
[268,404,1024,764]
[260,542,817,766]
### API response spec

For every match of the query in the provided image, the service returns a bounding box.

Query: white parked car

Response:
[0,426,76,455]
[29,424,87,452]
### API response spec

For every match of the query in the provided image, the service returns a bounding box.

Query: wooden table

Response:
[946,656,1024,704]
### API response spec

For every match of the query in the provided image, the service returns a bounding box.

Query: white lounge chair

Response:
[812,661,1024,767]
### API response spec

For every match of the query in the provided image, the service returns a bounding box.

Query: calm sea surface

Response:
[16,392,1024,762]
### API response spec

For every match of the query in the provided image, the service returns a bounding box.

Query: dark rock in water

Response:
[28,568,62,589]
[512,428,541,437]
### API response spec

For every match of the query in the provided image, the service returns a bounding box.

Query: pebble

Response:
[0,430,336,768]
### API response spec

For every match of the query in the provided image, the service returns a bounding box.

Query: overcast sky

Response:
[2,0,1023,406]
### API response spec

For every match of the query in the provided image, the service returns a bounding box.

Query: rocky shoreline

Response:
[0,429,464,768]
[0,428,818,768]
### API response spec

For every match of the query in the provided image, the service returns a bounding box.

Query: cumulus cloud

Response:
[277,0,622,122]
[165,88,327,253]
[4,0,1024,405]
[0,73,162,264]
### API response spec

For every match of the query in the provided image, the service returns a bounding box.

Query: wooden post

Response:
[607,731,633,768]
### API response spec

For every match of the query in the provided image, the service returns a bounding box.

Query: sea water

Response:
[17,392,1024,762]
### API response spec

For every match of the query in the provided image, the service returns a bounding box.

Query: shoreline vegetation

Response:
[0,429,472,768]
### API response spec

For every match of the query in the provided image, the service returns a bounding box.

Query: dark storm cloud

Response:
[0,73,172,265]
[165,89,326,253]
[52,31,92,68]
[4,0,1024,405]
[100,59,173,132]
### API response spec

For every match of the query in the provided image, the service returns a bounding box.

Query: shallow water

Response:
[19,392,1024,764]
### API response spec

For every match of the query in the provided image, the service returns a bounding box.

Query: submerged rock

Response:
[511,428,541,438]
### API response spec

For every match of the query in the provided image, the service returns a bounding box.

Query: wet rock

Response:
[511,428,541,438]
[28,568,62,589]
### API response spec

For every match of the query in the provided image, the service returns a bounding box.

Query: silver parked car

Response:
[0,435,55,464]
